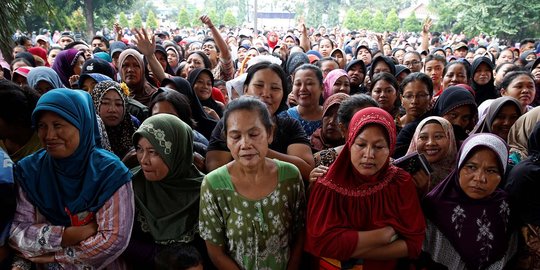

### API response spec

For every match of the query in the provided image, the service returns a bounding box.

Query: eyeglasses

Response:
[402,93,430,100]
[403,60,421,67]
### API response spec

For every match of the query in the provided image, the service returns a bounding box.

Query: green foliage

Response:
[306,0,322,27]
[223,10,237,27]
[67,8,87,32]
[207,9,219,25]
[357,9,372,30]
[177,8,190,28]
[403,12,421,32]
[146,10,158,29]
[385,9,400,32]
[343,9,359,30]
[326,2,340,27]
[191,9,201,27]
[119,12,129,28]
[371,10,385,32]
[131,11,143,29]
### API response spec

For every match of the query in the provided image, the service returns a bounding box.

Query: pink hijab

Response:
[323,69,349,100]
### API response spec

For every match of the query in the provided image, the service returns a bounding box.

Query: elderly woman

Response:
[9,89,133,269]
[124,114,204,269]
[310,93,349,152]
[199,97,305,269]
[421,133,516,269]
[305,107,426,269]
[118,49,157,107]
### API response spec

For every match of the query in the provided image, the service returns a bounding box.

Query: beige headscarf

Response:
[508,106,540,162]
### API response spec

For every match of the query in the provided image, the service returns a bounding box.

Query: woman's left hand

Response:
[309,165,328,183]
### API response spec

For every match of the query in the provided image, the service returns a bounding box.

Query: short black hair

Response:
[223,96,274,135]
[0,80,40,128]
[400,72,434,96]
[337,94,379,126]
[149,89,196,128]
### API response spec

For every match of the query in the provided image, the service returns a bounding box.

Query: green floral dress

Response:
[199,159,306,269]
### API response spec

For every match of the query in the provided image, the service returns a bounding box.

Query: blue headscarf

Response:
[15,89,131,226]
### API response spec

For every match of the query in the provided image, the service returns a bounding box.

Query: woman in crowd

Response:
[432,86,478,140]
[369,56,396,79]
[205,62,314,181]
[0,81,41,163]
[494,63,518,90]
[311,94,379,169]
[91,81,138,160]
[161,76,217,139]
[507,106,540,164]
[529,58,540,107]
[471,57,498,105]
[188,68,224,120]
[471,96,522,142]
[499,71,536,113]
[406,117,457,195]
[155,45,175,76]
[345,59,367,94]
[10,89,133,269]
[200,16,234,81]
[125,114,204,269]
[11,66,33,87]
[330,48,347,69]
[310,93,349,152]
[441,60,470,92]
[118,48,157,107]
[506,122,540,269]
[51,48,85,88]
[421,133,516,269]
[424,54,446,97]
[305,107,426,269]
[165,45,182,73]
[370,72,401,126]
[199,97,305,269]
[323,69,351,99]
[356,45,373,67]
[399,72,433,128]
[318,37,335,58]
[26,66,65,94]
[284,64,323,137]
[402,51,423,73]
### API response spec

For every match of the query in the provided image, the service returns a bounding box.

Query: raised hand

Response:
[200,15,214,28]
[132,28,156,57]
[422,17,433,34]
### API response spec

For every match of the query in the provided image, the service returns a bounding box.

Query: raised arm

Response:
[133,28,168,83]
[420,18,432,53]
[200,15,231,62]
[299,23,310,52]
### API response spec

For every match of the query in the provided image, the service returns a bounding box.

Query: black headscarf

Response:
[432,85,478,141]
[155,45,175,76]
[369,55,396,79]
[471,57,497,105]
[345,59,367,94]
[161,76,217,139]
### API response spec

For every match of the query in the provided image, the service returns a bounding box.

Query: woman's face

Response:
[494,64,512,86]
[332,75,351,95]
[383,45,392,56]
[186,54,205,75]
[247,48,259,59]
[497,50,514,65]
[319,39,333,58]
[394,50,405,64]
[466,52,475,63]
[347,63,365,86]
[357,48,372,65]
[37,111,80,159]
[244,68,284,115]
[167,50,179,68]
[532,64,540,84]
[442,63,468,89]
[136,137,169,181]
[459,148,501,200]
[350,125,390,176]
[322,105,342,144]
[401,80,430,118]
[425,60,445,87]
[155,51,168,71]
[12,46,25,58]
[202,41,218,61]
[35,81,54,94]
[12,74,27,87]
[193,72,213,101]
[81,78,97,93]
[372,61,391,76]
[332,52,346,68]
[371,80,397,113]
[501,75,535,109]
[121,56,143,87]
[320,60,338,79]
[416,123,449,164]
[151,101,178,116]
[473,62,492,85]
[99,90,124,127]
[48,48,61,67]
[443,105,473,131]
[73,55,85,75]
[226,109,272,168]
[526,54,537,62]
[490,104,520,141]
[293,69,322,107]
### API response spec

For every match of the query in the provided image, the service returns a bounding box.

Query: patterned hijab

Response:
[16,89,131,226]
[91,81,136,159]
[132,114,204,243]
[424,133,511,270]
[406,116,457,189]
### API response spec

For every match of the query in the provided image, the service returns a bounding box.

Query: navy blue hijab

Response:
[15,89,131,226]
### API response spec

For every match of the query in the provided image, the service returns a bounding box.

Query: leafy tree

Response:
[306,0,322,27]
[191,9,201,27]
[403,12,421,32]
[371,10,385,32]
[326,1,340,27]
[223,10,237,27]
[131,11,143,29]
[207,9,219,25]
[385,9,400,32]
[146,10,158,29]
[177,8,190,28]
[119,12,129,29]
[357,9,372,30]
[67,8,87,32]
[343,9,359,30]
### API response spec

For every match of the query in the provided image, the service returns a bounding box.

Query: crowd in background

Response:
[1,13,540,270]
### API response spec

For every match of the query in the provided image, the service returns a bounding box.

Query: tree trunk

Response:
[84,0,95,40]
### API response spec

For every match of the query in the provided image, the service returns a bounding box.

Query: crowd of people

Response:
[1,13,540,270]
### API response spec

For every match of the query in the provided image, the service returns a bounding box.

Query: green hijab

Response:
[132,114,204,243]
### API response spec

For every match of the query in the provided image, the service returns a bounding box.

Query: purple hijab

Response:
[423,133,511,270]
[52,48,84,87]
